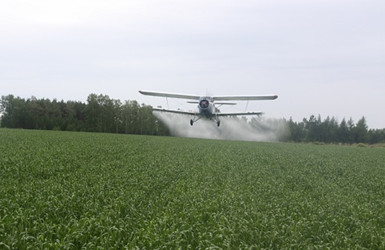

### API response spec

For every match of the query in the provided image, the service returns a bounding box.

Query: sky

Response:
[1,0,384,128]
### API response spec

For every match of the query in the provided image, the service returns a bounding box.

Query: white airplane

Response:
[139,90,278,127]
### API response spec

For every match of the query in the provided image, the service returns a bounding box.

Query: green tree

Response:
[338,118,350,143]
[84,94,101,132]
[287,118,306,142]
[353,117,368,143]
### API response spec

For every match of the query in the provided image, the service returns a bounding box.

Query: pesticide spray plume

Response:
[154,112,288,142]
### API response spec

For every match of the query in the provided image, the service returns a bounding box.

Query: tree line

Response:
[1,94,384,144]
[0,94,169,136]
[286,115,385,144]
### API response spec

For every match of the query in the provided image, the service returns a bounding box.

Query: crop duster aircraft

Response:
[139,90,278,127]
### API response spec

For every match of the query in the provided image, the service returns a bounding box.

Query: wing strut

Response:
[245,100,249,112]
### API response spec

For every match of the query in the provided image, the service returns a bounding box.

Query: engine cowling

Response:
[199,99,210,110]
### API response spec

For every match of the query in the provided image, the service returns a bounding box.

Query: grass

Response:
[0,129,384,248]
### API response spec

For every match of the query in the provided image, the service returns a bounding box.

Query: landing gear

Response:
[215,114,220,127]
[190,117,201,126]
[190,116,220,127]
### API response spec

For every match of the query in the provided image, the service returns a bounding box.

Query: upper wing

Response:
[140,90,278,101]
[213,95,278,101]
[216,111,264,117]
[139,90,200,100]
[152,108,197,116]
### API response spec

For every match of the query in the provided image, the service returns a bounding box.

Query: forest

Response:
[1,94,384,144]
[0,94,169,136]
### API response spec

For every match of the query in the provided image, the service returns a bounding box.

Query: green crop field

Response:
[0,129,384,249]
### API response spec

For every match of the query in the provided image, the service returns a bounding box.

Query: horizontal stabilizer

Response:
[186,101,236,105]
[213,95,278,101]
[215,102,237,105]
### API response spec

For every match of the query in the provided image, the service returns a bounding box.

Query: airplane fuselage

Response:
[190,97,221,126]
[198,98,216,119]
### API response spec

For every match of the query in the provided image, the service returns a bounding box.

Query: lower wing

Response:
[152,108,263,117]
[216,112,264,117]
[152,108,198,116]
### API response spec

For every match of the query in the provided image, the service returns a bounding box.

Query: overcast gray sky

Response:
[1,0,384,128]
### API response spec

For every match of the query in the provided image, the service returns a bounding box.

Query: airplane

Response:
[139,90,278,127]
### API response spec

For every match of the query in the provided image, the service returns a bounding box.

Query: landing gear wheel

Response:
[217,120,220,127]
[190,119,194,126]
